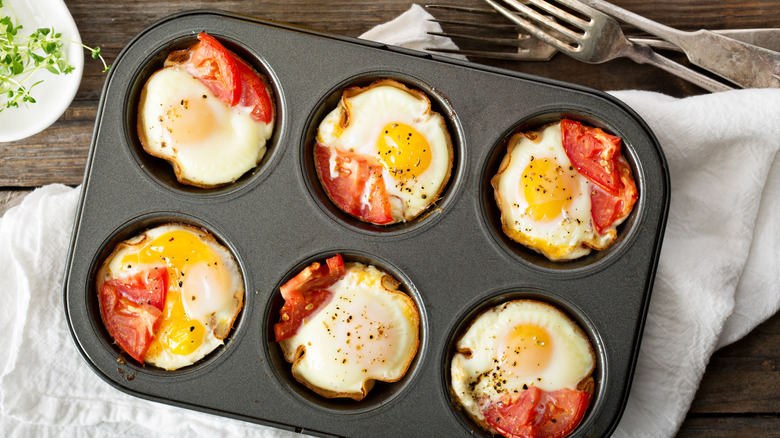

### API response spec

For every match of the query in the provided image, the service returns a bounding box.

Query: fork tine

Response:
[526,0,590,27]
[483,0,572,52]
[424,4,500,15]
[501,0,585,42]
[424,47,553,61]
[427,31,533,48]
[423,2,559,61]
[428,18,523,31]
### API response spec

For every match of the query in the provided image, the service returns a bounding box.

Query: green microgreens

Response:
[0,0,110,112]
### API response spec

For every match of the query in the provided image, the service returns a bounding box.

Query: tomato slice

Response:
[108,267,167,311]
[561,119,622,196]
[184,32,240,106]
[314,143,394,225]
[561,119,638,235]
[232,53,274,124]
[99,273,166,363]
[168,32,274,124]
[590,158,637,234]
[483,385,592,438]
[274,254,346,342]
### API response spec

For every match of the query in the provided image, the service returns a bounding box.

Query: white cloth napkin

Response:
[2,4,779,437]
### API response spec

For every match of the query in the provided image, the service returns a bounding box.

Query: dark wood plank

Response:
[688,313,780,414]
[677,415,780,437]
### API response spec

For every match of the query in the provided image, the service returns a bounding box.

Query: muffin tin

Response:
[63,9,669,438]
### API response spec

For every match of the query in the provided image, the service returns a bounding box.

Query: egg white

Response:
[137,68,274,188]
[279,262,419,399]
[317,80,453,223]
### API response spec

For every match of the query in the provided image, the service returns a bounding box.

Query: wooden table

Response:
[2,0,778,435]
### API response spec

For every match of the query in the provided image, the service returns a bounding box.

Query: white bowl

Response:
[0,0,84,142]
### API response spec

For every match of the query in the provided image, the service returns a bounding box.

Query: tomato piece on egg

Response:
[184,32,241,106]
[590,158,637,234]
[274,254,346,342]
[561,119,638,235]
[561,119,622,196]
[108,267,167,311]
[171,31,274,124]
[232,53,274,124]
[99,278,164,363]
[314,143,394,225]
[483,385,592,438]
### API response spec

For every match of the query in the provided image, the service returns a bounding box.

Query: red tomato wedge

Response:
[232,53,274,124]
[107,267,167,311]
[561,119,638,235]
[483,386,592,438]
[314,143,394,225]
[184,32,240,107]
[590,159,637,234]
[274,254,347,342]
[561,119,622,196]
[99,270,168,363]
[171,31,274,124]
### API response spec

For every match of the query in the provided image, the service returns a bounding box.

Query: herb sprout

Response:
[0,0,110,112]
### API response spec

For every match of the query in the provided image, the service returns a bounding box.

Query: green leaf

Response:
[11,59,22,75]
[41,41,56,54]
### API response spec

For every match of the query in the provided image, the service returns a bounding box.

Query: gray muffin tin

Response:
[63,9,669,438]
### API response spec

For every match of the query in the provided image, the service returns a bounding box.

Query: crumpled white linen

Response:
[2,4,779,437]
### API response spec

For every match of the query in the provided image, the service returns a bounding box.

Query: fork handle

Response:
[581,0,780,88]
[626,44,733,93]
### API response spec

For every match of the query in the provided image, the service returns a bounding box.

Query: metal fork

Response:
[426,5,780,60]
[482,0,733,92]
[580,0,780,88]
[425,5,558,61]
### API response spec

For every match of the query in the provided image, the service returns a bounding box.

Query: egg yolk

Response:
[498,323,552,378]
[148,289,207,356]
[522,157,578,221]
[163,95,216,145]
[121,229,216,356]
[376,123,431,181]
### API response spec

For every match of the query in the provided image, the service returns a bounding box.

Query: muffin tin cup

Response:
[264,251,428,415]
[87,212,250,379]
[442,289,608,437]
[64,9,669,438]
[301,73,467,238]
